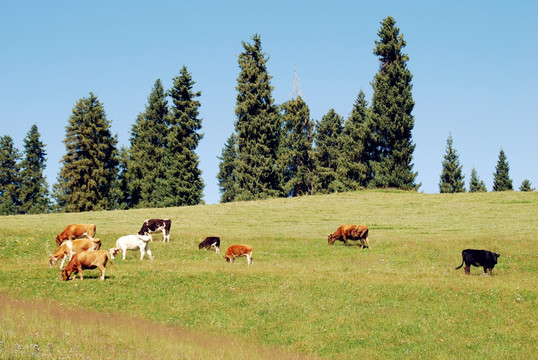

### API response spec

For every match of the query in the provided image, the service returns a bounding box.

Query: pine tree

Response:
[519,179,534,192]
[0,135,21,215]
[337,90,372,190]
[469,167,487,192]
[19,125,51,213]
[233,34,281,201]
[369,16,418,190]
[279,96,317,197]
[314,109,344,193]
[164,65,204,206]
[493,149,513,191]
[53,93,119,212]
[124,79,169,208]
[439,134,465,193]
[217,134,239,203]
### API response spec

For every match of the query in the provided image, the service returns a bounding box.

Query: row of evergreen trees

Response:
[439,134,534,193]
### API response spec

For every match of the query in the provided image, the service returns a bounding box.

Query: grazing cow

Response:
[455,249,500,275]
[49,238,102,268]
[328,224,370,248]
[199,236,221,253]
[138,219,171,242]
[110,234,153,260]
[56,224,97,246]
[224,244,253,265]
[62,250,111,281]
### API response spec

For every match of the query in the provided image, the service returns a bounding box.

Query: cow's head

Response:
[49,255,58,267]
[61,268,71,281]
[109,248,119,260]
[55,236,62,246]
[327,234,336,245]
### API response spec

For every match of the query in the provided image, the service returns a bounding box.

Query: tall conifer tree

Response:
[369,16,418,190]
[337,90,372,190]
[279,96,316,197]
[164,66,204,206]
[439,134,465,193]
[53,93,119,212]
[0,135,21,215]
[469,167,487,192]
[233,34,281,201]
[217,134,239,203]
[19,125,51,213]
[124,79,169,208]
[493,149,513,191]
[314,109,344,193]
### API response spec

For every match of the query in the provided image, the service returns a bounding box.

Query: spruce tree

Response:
[164,65,204,206]
[279,96,316,197]
[439,134,465,193]
[369,16,418,190]
[519,179,534,192]
[124,79,169,208]
[53,93,119,212]
[217,134,239,203]
[19,125,51,213]
[469,167,487,192]
[0,135,21,215]
[337,90,372,190]
[314,109,344,193]
[493,149,513,191]
[233,34,281,201]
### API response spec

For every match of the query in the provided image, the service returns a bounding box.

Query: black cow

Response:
[199,236,220,253]
[138,219,171,242]
[455,249,500,275]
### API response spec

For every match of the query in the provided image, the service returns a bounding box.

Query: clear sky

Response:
[1,1,537,205]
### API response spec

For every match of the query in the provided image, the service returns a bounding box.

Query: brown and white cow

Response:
[138,219,171,242]
[62,250,112,281]
[328,224,370,248]
[55,224,97,246]
[49,238,102,268]
[224,244,253,264]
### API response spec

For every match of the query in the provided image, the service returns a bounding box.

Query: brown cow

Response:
[49,238,102,268]
[56,224,97,246]
[62,250,111,281]
[328,224,370,248]
[224,244,253,264]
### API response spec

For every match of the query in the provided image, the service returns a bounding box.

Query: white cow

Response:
[109,234,153,260]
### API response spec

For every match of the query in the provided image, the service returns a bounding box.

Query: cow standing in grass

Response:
[110,234,153,260]
[328,224,370,248]
[62,250,112,281]
[55,224,97,246]
[224,244,253,264]
[49,238,102,268]
[199,236,220,253]
[138,219,171,242]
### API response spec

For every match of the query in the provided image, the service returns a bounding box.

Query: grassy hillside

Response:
[0,190,536,359]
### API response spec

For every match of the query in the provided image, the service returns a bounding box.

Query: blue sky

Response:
[1,1,537,204]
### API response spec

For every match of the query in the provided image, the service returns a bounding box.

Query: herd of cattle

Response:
[49,220,500,281]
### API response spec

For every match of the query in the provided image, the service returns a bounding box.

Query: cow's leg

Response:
[215,245,220,253]
[464,264,471,275]
[364,237,370,249]
[146,249,153,260]
[77,265,84,280]
[99,266,105,280]
[140,247,145,260]
[247,253,253,265]
[122,248,127,260]
[59,255,67,269]
[343,236,349,246]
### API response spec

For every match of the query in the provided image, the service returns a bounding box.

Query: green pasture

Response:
[0,190,536,359]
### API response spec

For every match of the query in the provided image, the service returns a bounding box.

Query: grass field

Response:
[0,190,536,359]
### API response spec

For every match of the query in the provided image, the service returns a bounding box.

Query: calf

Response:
[455,249,500,275]
[328,224,370,248]
[62,250,111,281]
[199,236,221,253]
[138,219,171,242]
[110,234,153,260]
[224,244,253,265]
[56,224,96,246]
[49,238,102,268]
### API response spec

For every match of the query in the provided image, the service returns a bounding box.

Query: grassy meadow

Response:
[0,190,536,359]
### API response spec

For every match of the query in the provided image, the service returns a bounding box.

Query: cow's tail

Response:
[106,252,114,269]
[455,260,464,270]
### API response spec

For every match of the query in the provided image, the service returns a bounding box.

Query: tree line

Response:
[0,16,533,215]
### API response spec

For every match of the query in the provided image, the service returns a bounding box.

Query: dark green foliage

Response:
[123,79,169,208]
[231,34,282,201]
[469,167,487,192]
[217,134,239,203]
[19,125,51,213]
[279,96,317,197]
[493,149,513,191]
[369,16,418,190]
[337,90,372,190]
[314,109,344,193]
[519,179,534,192]
[439,134,465,193]
[53,93,119,212]
[0,135,21,215]
[164,66,204,206]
